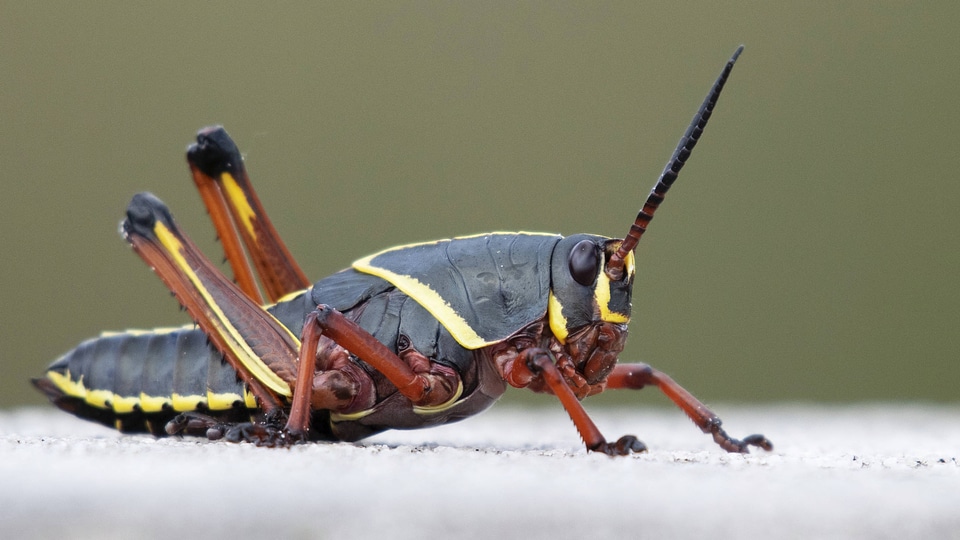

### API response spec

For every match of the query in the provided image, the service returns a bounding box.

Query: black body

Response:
[34,47,772,456]
[37,269,508,440]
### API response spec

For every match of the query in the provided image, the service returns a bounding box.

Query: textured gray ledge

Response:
[1,404,958,539]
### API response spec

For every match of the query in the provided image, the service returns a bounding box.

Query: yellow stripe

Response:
[110,394,141,414]
[329,408,375,422]
[98,325,192,338]
[46,370,86,399]
[353,232,560,349]
[171,393,205,411]
[244,388,258,409]
[139,392,170,413]
[330,380,465,421]
[153,222,293,397]
[354,254,488,349]
[412,380,464,415]
[547,291,569,344]
[272,288,309,305]
[364,231,558,253]
[596,250,633,324]
[84,389,112,409]
[207,389,245,410]
[448,231,557,241]
[220,173,258,239]
[48,369,146,413]
[45,370,259,414]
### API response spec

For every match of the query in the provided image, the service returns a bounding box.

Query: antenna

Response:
[607,46,744,280]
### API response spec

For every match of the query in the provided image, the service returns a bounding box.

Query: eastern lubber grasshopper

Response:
[34,46,772,456]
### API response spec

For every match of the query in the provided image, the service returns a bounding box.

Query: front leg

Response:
[606,363,772,453]
[501,347,646,456]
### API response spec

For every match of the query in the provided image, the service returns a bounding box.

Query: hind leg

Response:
[122,193,300,416]
[186,126,310,303]
[123,194,459,446]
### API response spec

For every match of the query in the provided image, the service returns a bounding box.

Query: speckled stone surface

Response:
[1,404,957,539]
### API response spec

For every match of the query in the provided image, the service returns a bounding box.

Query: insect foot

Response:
[222,409,307,447]
[706,418,773,453]
[221,422,306,447]
[165,410,306,447]
[592,435,648,457]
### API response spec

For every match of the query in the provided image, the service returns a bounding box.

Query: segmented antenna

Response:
[607,46,744,280]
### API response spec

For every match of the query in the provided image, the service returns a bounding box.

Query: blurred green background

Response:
[2,2,958,410]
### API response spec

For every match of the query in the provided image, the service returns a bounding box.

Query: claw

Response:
[163,410,306,446]
[165,412,224,437]
[709,420,773,453]
[593,434,648,456]
[221,413,306,447]
[164,414,190,435]
[742,433,774,452]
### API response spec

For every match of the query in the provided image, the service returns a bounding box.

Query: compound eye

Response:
[568,239,601,286]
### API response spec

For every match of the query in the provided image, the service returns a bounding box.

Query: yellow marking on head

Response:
[548,291,569,344]
[595,273,630,324]
[596,250,633,324]
[412,380,464,415]
[154,222,293,397]
[623,248,636,278]
[353,255,489,349]
[171,393,204,411]
[220,173,258,239]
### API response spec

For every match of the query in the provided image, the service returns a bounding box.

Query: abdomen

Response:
[33,326,257,435]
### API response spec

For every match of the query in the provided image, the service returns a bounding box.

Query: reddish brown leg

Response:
[505,349,646,456]
[188,150,262,304]
[283,305,462,436]
[606,363,772,453]
[284,311,322,439]
[313,306,430,402]
[121,193,301,415]
[187,126,311,303]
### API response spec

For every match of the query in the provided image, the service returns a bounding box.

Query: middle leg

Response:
[283,305,462,438]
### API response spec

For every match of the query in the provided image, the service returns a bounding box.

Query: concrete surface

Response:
[1,404,957,539]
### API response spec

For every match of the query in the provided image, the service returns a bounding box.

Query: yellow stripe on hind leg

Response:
[153,222,294,397]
